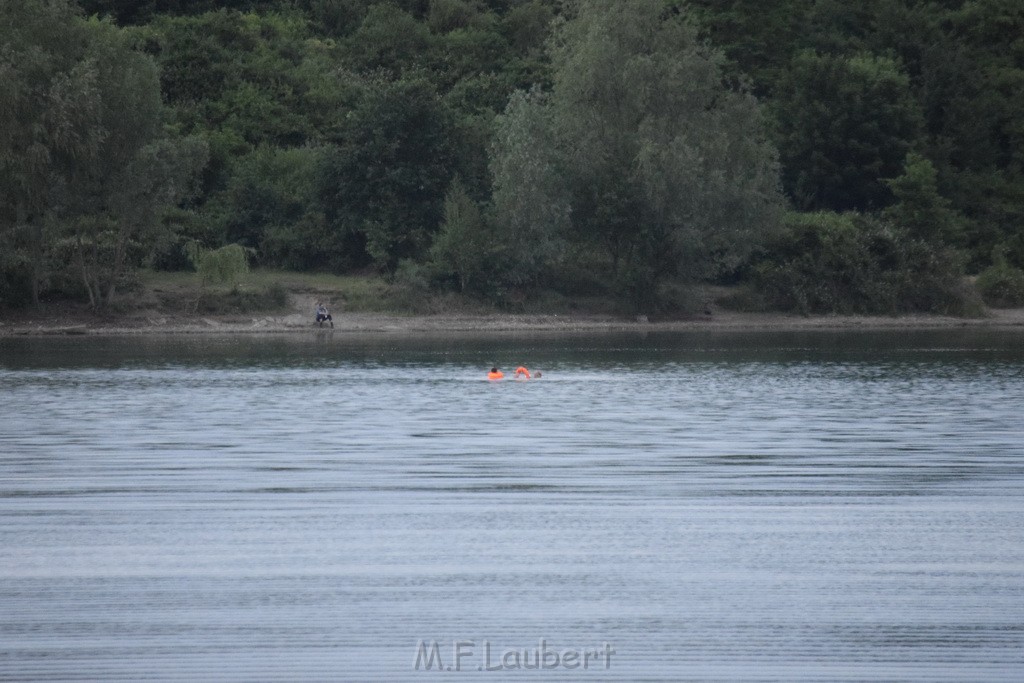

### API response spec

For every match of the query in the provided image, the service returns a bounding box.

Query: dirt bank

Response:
[4,304,1024,337]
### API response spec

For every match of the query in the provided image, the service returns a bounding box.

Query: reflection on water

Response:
[1,331,1023,681]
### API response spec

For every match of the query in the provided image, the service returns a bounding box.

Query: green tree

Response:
[342,3,433,74]
[683,0,813,96]
[429,177,491,292]
[208,145,330,270]
[491,0,782,310]
[67,135,207,309]
[489,88,570,286]
[883,152,965,245]
[432,22,511,90]
[78,0,283,25]
[306,0,371,37]
[499,0,554,57]
[427,0,481,34]
[1,1,207,310]
[929,0,1024,267]
[57,18,208,309]
[316,75,458,271]
[0,0,104,306]
[773,50,924,212]
[146,10,326,147]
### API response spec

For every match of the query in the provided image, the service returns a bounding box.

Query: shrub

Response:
[184,242,251,287]
[976,263,1024,308]
[754,211,971,315]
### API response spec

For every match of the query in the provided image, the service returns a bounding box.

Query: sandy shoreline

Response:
[3,307,1024,337]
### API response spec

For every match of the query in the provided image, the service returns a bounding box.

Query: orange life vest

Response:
[487,371,504,380]
[514,366,531,379]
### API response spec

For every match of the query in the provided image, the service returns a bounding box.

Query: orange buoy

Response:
[514,366,531,379]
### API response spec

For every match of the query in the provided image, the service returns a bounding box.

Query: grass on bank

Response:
[27,268,1006,321]
[140,269,432,315]
[136,269,623,317]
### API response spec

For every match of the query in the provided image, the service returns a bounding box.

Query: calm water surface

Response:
[1,330,1023,681]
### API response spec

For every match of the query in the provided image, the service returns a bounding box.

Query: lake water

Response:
[1,330,1023,681]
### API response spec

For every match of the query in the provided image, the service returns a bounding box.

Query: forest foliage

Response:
[2,0,1023,313]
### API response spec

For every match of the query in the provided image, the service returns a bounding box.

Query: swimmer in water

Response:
[487,367,504,380]
[514,366,531,379]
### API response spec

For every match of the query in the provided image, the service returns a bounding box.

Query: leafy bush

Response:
[976,263,1024,308]
[184,242,251,287]
[754,211,973,315]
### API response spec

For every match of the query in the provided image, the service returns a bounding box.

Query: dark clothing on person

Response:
[316,304,333,327]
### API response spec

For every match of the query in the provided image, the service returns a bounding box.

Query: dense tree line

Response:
[2,0,1022,313]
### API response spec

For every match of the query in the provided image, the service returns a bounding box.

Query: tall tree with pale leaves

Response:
[490,0,783,310]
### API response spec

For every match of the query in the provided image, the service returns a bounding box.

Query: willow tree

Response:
[490,0,782,310]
